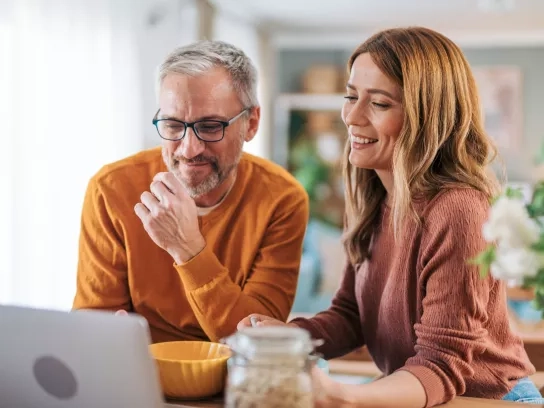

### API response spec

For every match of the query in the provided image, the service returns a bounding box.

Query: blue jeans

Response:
[502,377,544,404]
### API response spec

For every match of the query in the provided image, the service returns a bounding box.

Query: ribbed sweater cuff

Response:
[397,365,447,408]
[289,318,322,339]
[174,244,227,291]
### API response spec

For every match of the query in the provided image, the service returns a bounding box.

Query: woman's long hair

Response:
[343,26,501,265]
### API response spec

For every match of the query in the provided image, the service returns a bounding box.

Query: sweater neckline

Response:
[198,159,246,224]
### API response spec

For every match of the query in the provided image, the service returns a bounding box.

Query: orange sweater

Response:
[291,188,534,407]
[73,147,309,343]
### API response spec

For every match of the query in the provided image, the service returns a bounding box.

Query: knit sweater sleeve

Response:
[398,190,493,407]
[290,261,364,359]
[73,176,131,312]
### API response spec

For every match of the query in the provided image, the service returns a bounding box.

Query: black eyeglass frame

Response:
[152,108,250,142]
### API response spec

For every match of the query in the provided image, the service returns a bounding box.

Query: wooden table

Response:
[164,396,543,407]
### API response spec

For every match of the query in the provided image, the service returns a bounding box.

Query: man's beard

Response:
[162,134,244,198]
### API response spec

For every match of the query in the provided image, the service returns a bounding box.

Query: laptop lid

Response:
[0,305,164,408]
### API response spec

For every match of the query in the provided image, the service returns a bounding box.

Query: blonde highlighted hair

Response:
[343,26,501,265]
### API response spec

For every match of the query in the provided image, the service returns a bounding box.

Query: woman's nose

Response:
[344,103,370,128]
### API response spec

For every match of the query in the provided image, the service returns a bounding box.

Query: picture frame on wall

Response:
[472,66,523,151]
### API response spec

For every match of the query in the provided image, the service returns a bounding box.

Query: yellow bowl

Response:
[149,341,231,400]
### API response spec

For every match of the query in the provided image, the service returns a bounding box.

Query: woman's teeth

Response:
[351,136,377,144]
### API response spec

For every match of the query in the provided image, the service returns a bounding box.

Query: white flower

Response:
[482,196,540,248]
[490,247,541,284]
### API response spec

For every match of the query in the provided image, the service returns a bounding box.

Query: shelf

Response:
[272,93,345,168]
[275,93,345,111]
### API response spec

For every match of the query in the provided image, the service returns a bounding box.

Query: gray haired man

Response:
[73,40,309,343]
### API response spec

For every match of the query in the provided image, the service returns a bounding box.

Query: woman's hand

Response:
[237,314,291,330]
[314,369,427,408]
[312,365,352,408]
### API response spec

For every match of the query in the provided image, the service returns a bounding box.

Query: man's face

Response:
[158,68,258,197]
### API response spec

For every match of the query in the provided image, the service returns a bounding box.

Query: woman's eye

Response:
[372,102,390,108]
[343,96,357,102]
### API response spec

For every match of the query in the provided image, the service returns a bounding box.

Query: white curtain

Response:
[0,0,145,310]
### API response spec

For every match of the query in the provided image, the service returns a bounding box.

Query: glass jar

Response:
[222,326,322,408]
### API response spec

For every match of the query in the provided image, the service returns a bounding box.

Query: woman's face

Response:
[341,53,404,171]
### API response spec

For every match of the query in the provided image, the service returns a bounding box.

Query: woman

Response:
[238,27,541,407]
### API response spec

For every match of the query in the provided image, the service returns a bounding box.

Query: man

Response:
[73,40,309,343]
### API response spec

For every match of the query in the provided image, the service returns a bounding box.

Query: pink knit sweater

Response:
[291,188,534,407]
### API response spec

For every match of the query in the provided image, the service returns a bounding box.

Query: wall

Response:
[213,11,271,159]
[463,47,544,182]
[135,0,200,149]
[276,49,350,94]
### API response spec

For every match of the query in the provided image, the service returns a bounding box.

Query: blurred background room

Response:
[1,0,543,329]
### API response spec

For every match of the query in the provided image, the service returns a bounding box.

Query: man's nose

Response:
[179,127,205,159]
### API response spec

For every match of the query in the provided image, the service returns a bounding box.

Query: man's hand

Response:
[237,314,295,330]
[134,172,206,264]
[115,310,128,316]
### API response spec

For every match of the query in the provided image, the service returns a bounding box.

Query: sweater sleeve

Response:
[398,190,492,407]
[290,261,364,359]
[174,187,309,342]
[72,177,131,312]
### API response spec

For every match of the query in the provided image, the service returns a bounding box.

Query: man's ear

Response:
[244,106,260,142]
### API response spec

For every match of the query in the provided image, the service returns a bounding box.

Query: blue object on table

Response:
[315,357,329,374]
[508,299,543,323]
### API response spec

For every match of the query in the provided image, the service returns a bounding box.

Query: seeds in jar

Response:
[226,365,313,408]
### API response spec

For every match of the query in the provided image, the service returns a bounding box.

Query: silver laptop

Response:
[0,305,165,408]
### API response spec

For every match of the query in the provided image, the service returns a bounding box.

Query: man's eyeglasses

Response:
[152,108,249,142]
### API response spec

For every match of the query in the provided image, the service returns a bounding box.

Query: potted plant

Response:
[471,148,544,315]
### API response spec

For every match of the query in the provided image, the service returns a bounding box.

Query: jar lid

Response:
[223,326,319,359]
